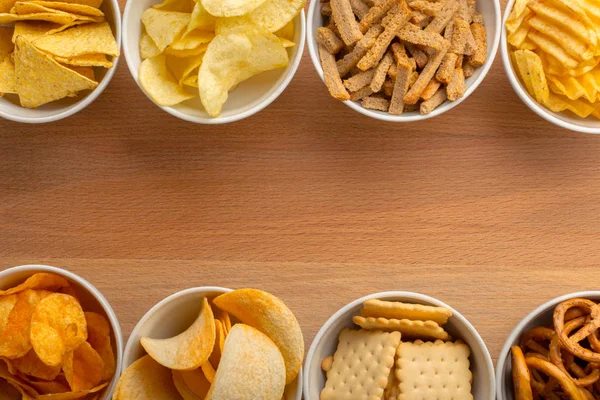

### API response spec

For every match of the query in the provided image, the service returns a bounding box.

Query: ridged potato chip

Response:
[0,290,40,359]
[142,7,190,52]
[63,341,104,391]
[30,293,87,367]
[201,0,267,17]
[0,273,69,295]
[544,92,600,117]
[213,288,303,384]
[114,355,180,400]
[85,312,116,381]
[12,349,61,381]
[205,324,286,400]
[139,54,196,106]
[172,368,211,400]
[141,297,216,370]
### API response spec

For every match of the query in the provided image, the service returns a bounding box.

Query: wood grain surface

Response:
[2,0,600,372]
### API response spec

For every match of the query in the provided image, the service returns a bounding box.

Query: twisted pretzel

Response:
[554,299,600,363]
[521,327,554,357]
[549,330,600,387]
[525,356,586,400]
[512,346,534,400]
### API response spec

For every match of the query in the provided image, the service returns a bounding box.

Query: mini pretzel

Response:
[554,299,600,363]
[521,327,554,357]
[525,356,587,400]
[549,324,600,387]
[512,346,534,400]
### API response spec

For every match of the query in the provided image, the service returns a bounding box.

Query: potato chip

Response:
[0,290,40,359]
[166,53,204,86]
[170,30,214,50]
[0,358,39,398]
[229,0,305,32]
[141,297,215,370]
[154,0,195,13]
[30,292,87,367]
[12,349,61,381]
[0,57,16,95]
[0,273,69,295]
[164,44,207,57]
[513,49,535,98]
[213,288,303,384]
[198,26,288,117]
[25,0,104,16]
[279,38,295,48]
[208,319,224,368]
[0,294,17,331]
[201,0,268,17]
[22,376,70,394]
[14,36,98,108]
[523,49,549,103]
[63,341,104,391]
[275,20,294,41]
[0,26,13,59]
[0,0,15,13]
[142,8,190,52]
[200,361,215,383]
[139,54,196,106]
[114,355,180,400]
[205,324,286,400]
[84,312,115,381]
[34,382,107,399]
[172,369,211,400]
[182,74,198,87]
[140,31,161,59]
[32,22,119,57]
[545,92,598,117]
[183,0,215,37]
[0,379,21,400]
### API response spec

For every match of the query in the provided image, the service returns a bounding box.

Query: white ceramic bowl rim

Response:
[0,1,122,124]
[495,290,600,399]
[306,0,502,122]
[303,291,496,398]
[0,264,124,400]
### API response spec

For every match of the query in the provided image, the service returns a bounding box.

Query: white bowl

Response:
[122,2,306,124]
[123,286,302,400]
[307,0,501,122]
[304,291,495,399]
[0,264,123,400]
[496,291,600,400]
[0,0,121,124]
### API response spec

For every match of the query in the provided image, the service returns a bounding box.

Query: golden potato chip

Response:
[208,319,224,368]
[200,361,215,383]
[84,312,115,381]
[140,31,161,59]
[0,273,69,295]
[183,0,214,37]
[205,324,286,400]
[0,358,39,398]
[31,22,119,57]
[0,294,17,331]
[53,53,112,68]
[544,92,598,117]
[30,292,87,367]
[141,297,215,371]
[0,57,16,95]
[21,376,70,394]
[114,355,180,400]
[513,49,535,98]
[139,54,196,106]
[169,30,214,50]
[14,36,98,108]
[0,26,13,59]
[0,290,40,359]
[524,49,549,103]
[201,0,268,17]
[153,0,195,12]
[172,369,211,400]
[221,0,304,33]
[142,8,190,52]
[165,43,208,57]
[275,20,294,41]
[279,38,295,48]
[25,1,104,17]
[0,379,21,400]
[63,341,104,391]
[182,74,198,87]
[12,349,61,381]
[166,53,204,86]
[34,382,107,399]
[199,26,288,117]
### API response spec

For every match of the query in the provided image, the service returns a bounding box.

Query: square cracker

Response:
[361,299,452,325]
[321,329,401,400]
[395,340,473,400]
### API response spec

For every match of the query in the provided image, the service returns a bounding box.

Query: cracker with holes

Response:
[321,329,401,400]
[353,316,450,340]
[361,299,453,325]
[395,340,473,400]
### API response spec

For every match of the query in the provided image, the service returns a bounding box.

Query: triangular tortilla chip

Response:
[53,53,112,67]
[66,65,95,80]
[11,2,103,22]
[41,0,103,8]
[12,21,89,43]
[142,8,190,52]
[31,22,118,57]
[0,57,16,95]
[0,12,76,24]
[0,26,13,60]
[25,1,103,17]
[14,36,98,108]
[0,0,15,13]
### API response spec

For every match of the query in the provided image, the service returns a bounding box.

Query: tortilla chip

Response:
[24,1,104,16]
[11,2,103,22]
[31,22,118,57]
[0,26,13,59]
[0,12,77,25]
[66,65,95,80]
[41,0,103,8]
[14,36,98,108]
[53,53,112,67]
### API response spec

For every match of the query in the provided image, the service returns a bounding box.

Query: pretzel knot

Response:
[554,299,600,363]
[525,356,587,400]
[512,346,533,400]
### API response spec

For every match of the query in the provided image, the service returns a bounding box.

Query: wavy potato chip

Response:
[140,31,161,59]
[84,312,115,381]
[32,22,119,57]
[201,0,268,17]
[142,8,190,52]
[141,297,216,370]
[0,273,70,295]
[30,292,88,367]
[544,92,599,117]
[172,368,211,400]
[139,54,196,106]
[114,355,180,400]
[0,290,40,359]
[12,349,61,381]
[63,341,104,391]
[205,324,286,400]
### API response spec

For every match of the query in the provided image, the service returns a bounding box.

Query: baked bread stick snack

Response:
[317,0,487,115]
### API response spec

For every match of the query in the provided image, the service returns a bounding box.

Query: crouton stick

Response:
[406,43,428,68]
[370,51,394,91]
[463,60,475,77]
[350,0,370,19]
[319,44,350,100]
[410,0,443,16]
[344,69,376,91]
[458,0,469,20]
[358,0,411,70]
[396,23,447,51]
[420,87,446,114]
[321,2,332,15]
[403,41,449,104]
[409,70,419,86]
[436,51,457,83]
[468,22,486,67]
[467,0,476,21]
[358,0,396,33]
[421,78,441,100]
[317,27,344,54]
[362,95,390,111]
[350,85,374,100]
[425,0,459,34]
[391,42,412,68]
[455,53,464,67]
[382,78,394,96]
[331,0,363,45]
[410,10,428,24]
[388,62,398,79]
[337,24,384,76]
[472,11,483,24]
[446,67,465,101]
[463,28,477,55]
[449,17,469,53]
[389,64,412,114]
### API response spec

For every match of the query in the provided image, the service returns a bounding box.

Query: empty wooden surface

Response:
[2,0,600,371]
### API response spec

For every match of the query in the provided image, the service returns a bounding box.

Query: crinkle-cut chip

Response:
[142,8,190,52]
[213,288,302,384]
[170,30,214,50]
[507,20,530,48]
[153,0,195,13]
[166,53,204,86]
[114,355,180,400]
[201,0,267,17]
[0,57,16,95]
[275,20,294,41]
[205,324,286,400]
[0,294,17,331]
[0,358,39,398]
[63,341,104,391]
[183,0,215,37]
[53,53,112,68]
[353,316,450,340]
[509,0,530,21]
[14,36,97,108]
[140,31,161,59]
[84,312,115,381]
[544,93,598,118]
[548,69,600,102]
[360,299,452,325]
[522,50,548,103]
[31,22,119,58]
[198,26,288,117]
[506,7,531,36]
[65,66,95,80]
[141,297,215,370]
[33,382,107,399]
[216,0,303,33]
[0,290,40,359]
[23,0,103,16]
[139,54,196,106]
[0,26,13,59]
[165,43,207,57]
[12,349,61,381]
[29,292,87,367]
[209,319,224,368]
[0,273,70,295]
[173,369,211,400]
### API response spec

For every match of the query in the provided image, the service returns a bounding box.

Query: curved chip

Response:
[201,0,267,17]
[114,355,180,400]
[213,289,303,384]
[63,341,104,391]
[215,0,304,33]
[85,312,116,381]
[12,349,61,381]
[205,324,285,400]
[140,32,161,59]
[139,54,196,106]
[208,319,224,368]
[34,382,107,399]
[142,8,190,52]
[141,297,215,370]
[0,289,40,359]
[183,0,215,37]
[172,368,211,400]
[0,273,70,295]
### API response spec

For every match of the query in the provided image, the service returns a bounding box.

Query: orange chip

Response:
[34,382,107,399]
[0,273,70,295]
[12,348,61,381]
[209,319,224,369]
[200,361,215,383]
[172,368,211,400]
[30,293,87,367]
[0,358,39,398]
[0,289,40,358]
[213,305,231,335]
[21,376,70,394]
[113,356,180,400]
[63,341,104,391]
[0,294,17,331]
[84,312,115,381]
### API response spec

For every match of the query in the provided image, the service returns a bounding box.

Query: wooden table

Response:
[2,0,600,371]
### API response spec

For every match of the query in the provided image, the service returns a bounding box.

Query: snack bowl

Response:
[123,286,303,399]
[0,264,123,400]
[122,1,306,124]
[304,291,495,399]
[496,291,600,400]
[0,0,122,124]
[501,1,600,134]
[306,0,501,122]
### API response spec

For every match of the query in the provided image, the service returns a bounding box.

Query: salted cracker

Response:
[353,316,450,340]
[321,329,401,400]
[361,299,453,326]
